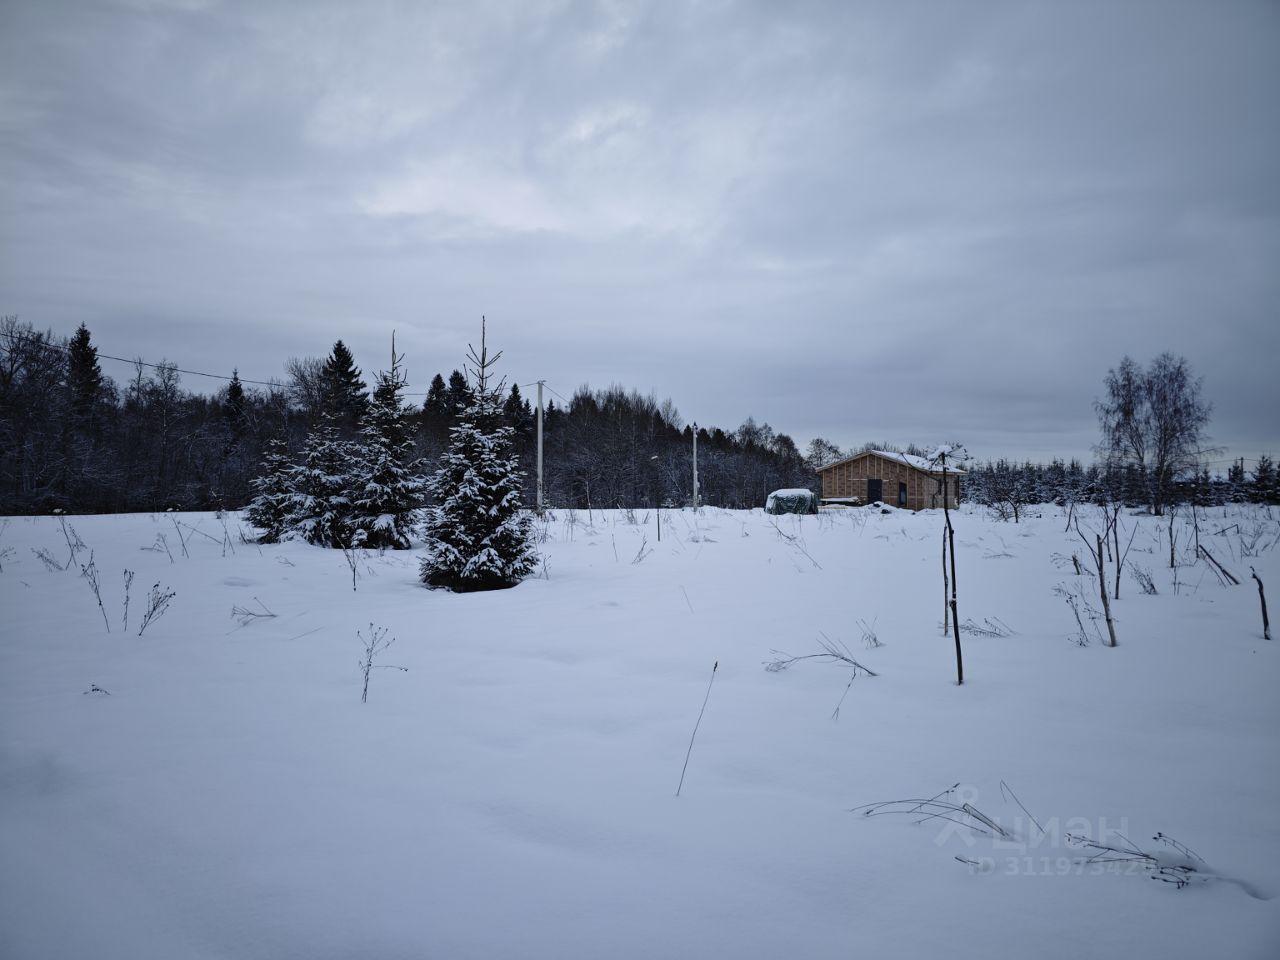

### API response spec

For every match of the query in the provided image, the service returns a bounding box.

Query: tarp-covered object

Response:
[765,488,818,515]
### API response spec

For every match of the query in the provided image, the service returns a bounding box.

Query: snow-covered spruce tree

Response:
[244,437,294,543]
[420,319,537,591]
[320,339,369,436]
[285,419,358,547]
[347,337,427,550]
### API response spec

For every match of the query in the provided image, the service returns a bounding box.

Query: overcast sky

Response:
[2,0,1276,464]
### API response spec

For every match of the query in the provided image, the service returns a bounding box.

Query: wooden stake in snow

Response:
[676,660,717,797]
[1251,567,1271,641]
[941,527,950,636]
[938,450,963,684]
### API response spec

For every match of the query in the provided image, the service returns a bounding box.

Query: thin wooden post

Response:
[942,456,963,684]
[941,525,949,636]
[948,514,962,682]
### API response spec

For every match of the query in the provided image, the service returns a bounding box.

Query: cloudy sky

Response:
[2,0,1276,463]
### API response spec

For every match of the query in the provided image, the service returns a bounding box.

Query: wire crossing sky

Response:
[1,0,1276,463]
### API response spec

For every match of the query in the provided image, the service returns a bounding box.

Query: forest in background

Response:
[3,317,1276,517]
[0,318,811,515]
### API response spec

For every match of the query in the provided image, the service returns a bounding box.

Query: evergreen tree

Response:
[419,372,452,456]
[420,320,536,592]
[348,340,428,550]
[286,420,357,547]
[503,383,529,428]
[320,340,369,433]
[445,369,470,416]
[223,370,246,440]
[1252,456,1277,504]
[1120,463,1147,506]
[66,323,103,427]
[1226,460,1247,502]
[422,373,449,420]
[245,438,293,543]
[1192,466,1214,507]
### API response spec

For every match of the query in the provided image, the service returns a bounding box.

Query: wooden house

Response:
[817,450,964,510]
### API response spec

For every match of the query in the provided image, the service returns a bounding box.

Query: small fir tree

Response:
[420,319,537,592]
[1252,456,1277,505]
[1226,460,1247,502]
[286,420,357,547]
[245,438,293,543]
[348,337,428,550]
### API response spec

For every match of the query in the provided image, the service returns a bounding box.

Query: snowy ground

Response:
[2,504,1279,959]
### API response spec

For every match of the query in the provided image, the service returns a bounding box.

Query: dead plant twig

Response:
[231,597,278,629]
[1250,567,1270,640]
[764,631,879,676]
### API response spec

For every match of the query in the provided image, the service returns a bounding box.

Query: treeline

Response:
[0,318,812,515]
[964,457,1280,520]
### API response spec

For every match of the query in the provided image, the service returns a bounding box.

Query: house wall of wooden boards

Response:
[817,451,963,510]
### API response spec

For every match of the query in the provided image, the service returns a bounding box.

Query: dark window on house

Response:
[898,482,907,506]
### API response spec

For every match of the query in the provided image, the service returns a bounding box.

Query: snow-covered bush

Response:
[765,488,818,515]
[420,321,537,592]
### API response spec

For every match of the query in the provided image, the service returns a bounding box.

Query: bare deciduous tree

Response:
[285,356,327,426]
[1096,353,1215,516]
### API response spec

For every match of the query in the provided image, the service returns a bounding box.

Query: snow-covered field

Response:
[2,505,1278,959]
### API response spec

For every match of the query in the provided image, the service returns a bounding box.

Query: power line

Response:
[0,328,280,387]
[0,327,442,396]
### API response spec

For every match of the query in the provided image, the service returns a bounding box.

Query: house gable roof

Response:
[816,449,967,476]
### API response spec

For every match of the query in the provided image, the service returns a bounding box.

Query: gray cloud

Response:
[2,0,1276,463]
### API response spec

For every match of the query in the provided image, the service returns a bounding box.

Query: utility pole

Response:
[692,421,699,509]
[536,380,545,514]
[650,454,661,540]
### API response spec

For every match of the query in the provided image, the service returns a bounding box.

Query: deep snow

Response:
[2,504,1278,959]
